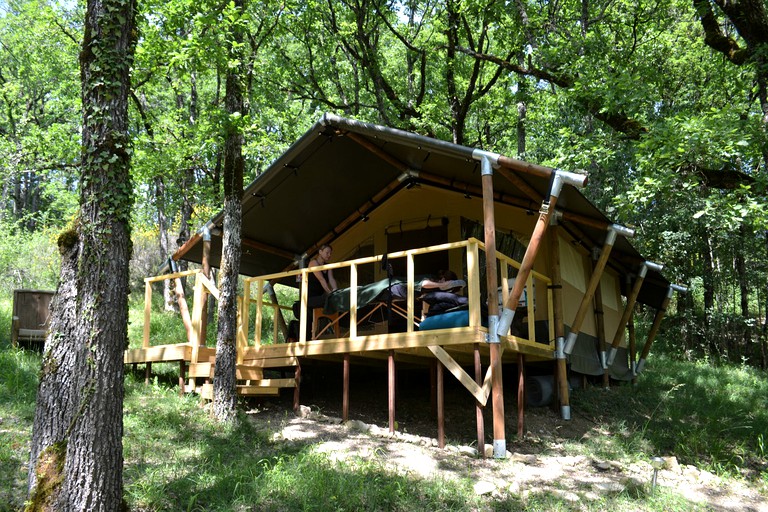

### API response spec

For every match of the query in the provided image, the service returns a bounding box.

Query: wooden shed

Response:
[11,289,55,349]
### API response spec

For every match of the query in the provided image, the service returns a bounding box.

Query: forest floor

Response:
[243,366,768,511]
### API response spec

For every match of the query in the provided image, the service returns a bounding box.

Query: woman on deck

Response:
[308,244,338,304]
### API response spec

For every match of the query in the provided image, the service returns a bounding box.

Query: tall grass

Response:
[569,354,768,479]
[0,348,40,506]
[122,375,490,512]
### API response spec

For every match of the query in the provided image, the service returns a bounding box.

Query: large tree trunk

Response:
[26,0,136,508]
[213,0,245,423]
[27,232,80,495]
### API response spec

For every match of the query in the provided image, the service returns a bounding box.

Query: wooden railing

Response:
[138,238,555,359]
[239,238,555,350]
[142,269,219,349]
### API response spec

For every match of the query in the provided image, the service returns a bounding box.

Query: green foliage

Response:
[0,218,60,295]
[248,450,480,512]
[0,0,82,227]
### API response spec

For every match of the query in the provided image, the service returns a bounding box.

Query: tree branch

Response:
[457,47,648,139]
[692,0,749,65]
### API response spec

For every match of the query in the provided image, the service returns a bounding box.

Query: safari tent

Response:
[126,113,683,457]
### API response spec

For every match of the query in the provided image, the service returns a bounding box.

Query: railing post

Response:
[406,254,415,332]
[256,279,264,345]
[238,279,251,362]
[299,271,308,343]
[143,279,152,349]
[466,241,481,328]
[189,273,205,390]
[350,263,358,338]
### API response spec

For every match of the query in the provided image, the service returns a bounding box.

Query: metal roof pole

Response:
[636,284,688,374]
[475,150,506,459]
[562,225,635,355]
[605,261,664,365]
[496,169,588,336]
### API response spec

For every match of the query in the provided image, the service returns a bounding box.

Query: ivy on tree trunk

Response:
[26,0,136,508]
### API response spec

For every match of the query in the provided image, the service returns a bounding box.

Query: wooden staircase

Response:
[188,357,298,401]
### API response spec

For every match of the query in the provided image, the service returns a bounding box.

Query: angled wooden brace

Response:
[606,261,664,366]
[635,284,689,374]
[563,224,635,355]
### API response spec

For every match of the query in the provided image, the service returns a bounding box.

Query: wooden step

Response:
[236,386,280,396]
[198,378,296,400]
[188,362,214,379]
[240,356,299,368]
[188,363,266,380]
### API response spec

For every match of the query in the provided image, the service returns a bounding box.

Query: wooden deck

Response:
[125,326,554,403]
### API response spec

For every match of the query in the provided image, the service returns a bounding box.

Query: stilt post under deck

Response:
[474,343,485,457]
[517,353,525,438]
[548,224,571,420]
[343,354,350,422]
[293,360,301,412]
[388,350,396,433]
[437,360,445,449]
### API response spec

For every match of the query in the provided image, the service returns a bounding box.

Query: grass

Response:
[570,355,768,479]
[2,344,766,511]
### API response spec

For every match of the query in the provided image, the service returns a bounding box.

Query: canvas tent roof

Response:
[175,113,671,309]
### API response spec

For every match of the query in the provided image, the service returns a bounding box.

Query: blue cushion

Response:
[419,310,471,330]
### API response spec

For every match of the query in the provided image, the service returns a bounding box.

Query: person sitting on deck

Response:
[420,269,464,293]
[307,244,338,308]
[287,244,339,342]
[417,270,468,319]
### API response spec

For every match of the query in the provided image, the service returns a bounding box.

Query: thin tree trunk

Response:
[763,232,768,369]
[702,228,718,356]
[213,0,245,423]
[27,0,136,507]
[736,225,750,362]
[156,176,175,310]
[517,56,527,158]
